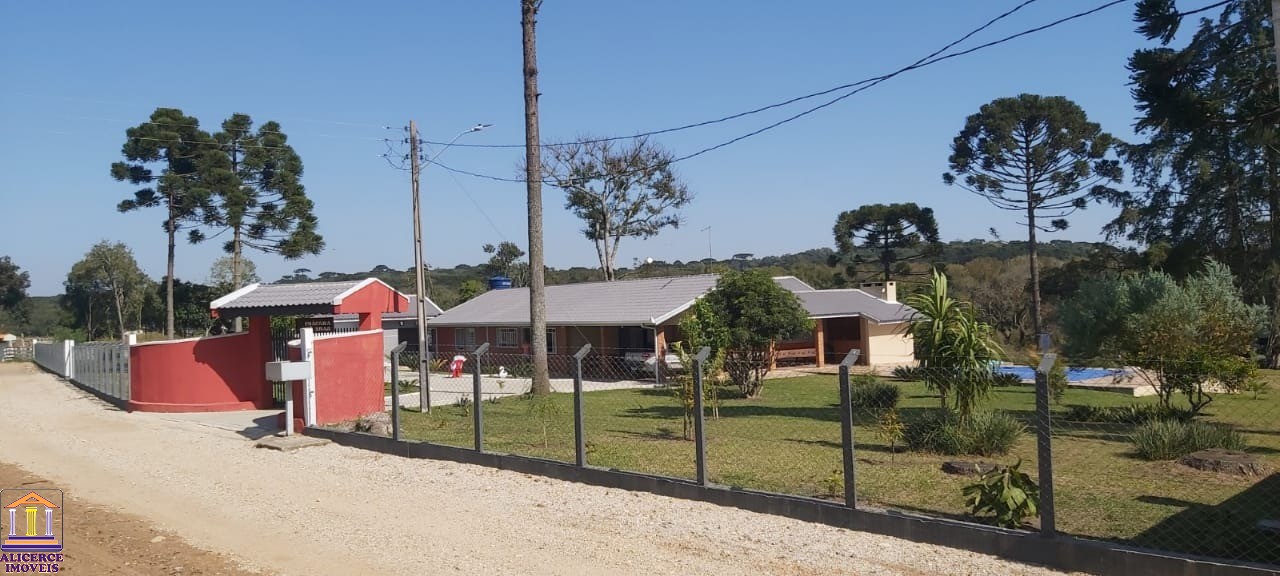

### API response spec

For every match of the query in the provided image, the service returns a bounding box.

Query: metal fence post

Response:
[838,349,861,508]
[422,347,433,413]
[389,343,404,440]
[1035,348,1058,538]
[472,342,489,452]
[693,346,711,486]
[573,343,592,467]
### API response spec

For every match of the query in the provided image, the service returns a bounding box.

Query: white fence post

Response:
[64,340,75,380]
[301,328,317,427]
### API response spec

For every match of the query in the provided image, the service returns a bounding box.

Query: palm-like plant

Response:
[906,270,1002,419]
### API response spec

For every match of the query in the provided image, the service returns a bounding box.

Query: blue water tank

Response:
[488,276,513,290]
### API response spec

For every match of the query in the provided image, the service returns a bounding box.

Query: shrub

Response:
[1131,419,1246,460]
[992,372,1023,387]
[963,459,1040,529]
[1062,403,1192,425]
[820,469,844,498]
[891,365,923,381]
[904,410,1025,456]
[877,409,905,462]
[848,376,900,416]
[904,410,967,455]
[966,412,1027,457]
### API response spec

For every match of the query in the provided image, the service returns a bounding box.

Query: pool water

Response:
[995,365,1124,382]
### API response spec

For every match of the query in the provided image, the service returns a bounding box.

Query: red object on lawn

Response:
[450,355,467,378]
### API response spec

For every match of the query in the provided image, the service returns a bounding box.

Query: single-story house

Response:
[426,274,915,368]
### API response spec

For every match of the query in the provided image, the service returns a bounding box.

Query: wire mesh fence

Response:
[371,343,1280,569]
[1046,357,1280,565]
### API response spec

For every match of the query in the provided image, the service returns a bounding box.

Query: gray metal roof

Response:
[211,280,365,309]
[773,276,815,292]
[794,289,915,323]
[210,278,411,314]
[431,275,721,327]
[431,274,912,327]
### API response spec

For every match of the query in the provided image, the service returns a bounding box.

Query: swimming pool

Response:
[995,365,1125,382]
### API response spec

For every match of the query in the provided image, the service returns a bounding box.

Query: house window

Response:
[428,328,438,352]
[497,328,518,348]
[454,327,475,351]
[520,327,557,353]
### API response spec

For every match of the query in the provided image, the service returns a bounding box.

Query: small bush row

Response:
[1131,419,1246,460]
[904,411,1025,456]
[1061,403,1192,425]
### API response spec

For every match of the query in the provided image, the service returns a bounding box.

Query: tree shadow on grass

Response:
[621,404,842,423]
[1136,495,1198,508]
[605,428,685,442]
[1133,473,1280,564]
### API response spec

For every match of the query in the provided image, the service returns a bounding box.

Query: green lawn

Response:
[395,372,1280,565]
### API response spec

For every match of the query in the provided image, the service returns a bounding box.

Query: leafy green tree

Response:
[112,108,216,338]
[944,94,1123,337]
[906,270,1003,419]
[482,241,528,286]
[0,256,30,318]
[1104,0,1280,365]
[831,203,941,283]
[209,256,259,294]
[457,279,486,303]
[63,241,152,340]
[672,298,731,436]
[197,114,324,291]
[1060,261,1266,416]
[544,137,692,281]
[701,270,811,398]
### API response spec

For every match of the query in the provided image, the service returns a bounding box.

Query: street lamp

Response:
[412,123,489,412]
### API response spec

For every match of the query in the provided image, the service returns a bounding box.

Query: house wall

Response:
[865,321,914,366]
[127,319,273,412]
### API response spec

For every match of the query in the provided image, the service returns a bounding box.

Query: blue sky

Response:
[1,1,1153,295]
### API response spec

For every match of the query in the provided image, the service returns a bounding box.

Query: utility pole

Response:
[701,226,712,259]
[409,120,431,411]
[523,0,551,395]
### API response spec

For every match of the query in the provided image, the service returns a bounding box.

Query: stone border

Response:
[304,427,1277,576]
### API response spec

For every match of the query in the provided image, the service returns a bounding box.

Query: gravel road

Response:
[0,363,1073,575]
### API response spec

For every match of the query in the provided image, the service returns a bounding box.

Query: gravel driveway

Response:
[0,363,1073,576]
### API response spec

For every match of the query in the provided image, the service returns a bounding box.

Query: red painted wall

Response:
[333,281,408,315]
[128,327,273,412]
[305,331,384,426]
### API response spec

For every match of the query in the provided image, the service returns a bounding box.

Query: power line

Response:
[423,0,1045,150]
[419,141,509,241]
[421,0,1131,183]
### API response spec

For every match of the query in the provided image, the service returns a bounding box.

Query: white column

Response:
[44,508,52,537]
[64,340,75,380]
[301,328,317,427]
[7,508,14,536]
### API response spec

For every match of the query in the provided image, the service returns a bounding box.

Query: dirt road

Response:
[0,462,264,575]
[0,363,1069,575]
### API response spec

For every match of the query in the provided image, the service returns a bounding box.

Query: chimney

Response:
[860,281,897,303]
